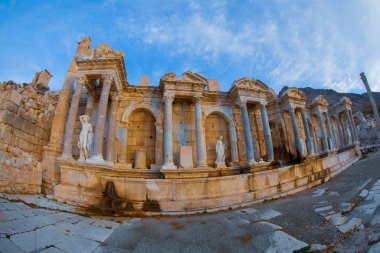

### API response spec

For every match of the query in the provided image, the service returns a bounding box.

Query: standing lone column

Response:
[289,107,302,154]
[60,74,86,161]
[325,112,336,150]
[238,99,255,165]
[89,74,112,162]
[317,110,329,152]
[106,95,117,164]
[259,102,274,161]
[360,72,380,142]
[194,96,207,167]
[162,92,177,169]
[301,110,314,155]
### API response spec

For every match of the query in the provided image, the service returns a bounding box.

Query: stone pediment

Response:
[280,87,306,101]
[161,71,207,84]
[311,95,329,107]
[340,96,352,105]
[77,43,124,60]
[233,78,270,92]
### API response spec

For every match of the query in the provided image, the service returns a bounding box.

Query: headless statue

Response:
[78,115,93,162]
[215,136,226,166]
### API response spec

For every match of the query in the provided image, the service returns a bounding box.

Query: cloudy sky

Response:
[0,0,379,93]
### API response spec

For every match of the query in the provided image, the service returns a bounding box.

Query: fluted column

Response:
[154,122,163,165]
[194,96,207,167]
[85,92,95,116]
[60,74,86,161]
[259,102,274,161]
[345,109,355,144]
[334,115,344,148]
[325,113,335,150]
[106,95,117,164]
[317,110,329,152]
[289,107,302,154]
[90,74,112,162]
[301,110,314,154]
[238,99,255,165]
[349,110,359,142]
[162,92,176,169]
[228,124,239,163]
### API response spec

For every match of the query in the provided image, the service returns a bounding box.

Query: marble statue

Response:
[297,138,308,157]
[78,115,93,162]
[215,136,226,166]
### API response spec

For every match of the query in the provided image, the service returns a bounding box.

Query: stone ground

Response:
[1,152,380,252]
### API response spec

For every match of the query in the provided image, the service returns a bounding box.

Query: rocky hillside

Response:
[299,87,380,115]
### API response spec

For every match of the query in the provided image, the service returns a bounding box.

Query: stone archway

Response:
[205,113,231,166]
[127,109,156,168]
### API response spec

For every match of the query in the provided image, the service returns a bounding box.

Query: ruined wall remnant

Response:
[0,80,58,193]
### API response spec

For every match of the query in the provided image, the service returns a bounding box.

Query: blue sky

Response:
[1,0,380,93]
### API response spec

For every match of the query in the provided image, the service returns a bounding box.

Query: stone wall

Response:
[0,81,58,193]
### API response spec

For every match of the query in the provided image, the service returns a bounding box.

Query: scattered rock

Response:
[337,217,362,233]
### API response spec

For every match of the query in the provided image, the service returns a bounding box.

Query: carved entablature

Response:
[229,78,273,103]
[278,87,306,110]
[75,43,128,95]
[159,71,208,96]
[329,96,352,115]
[310,95,329,108]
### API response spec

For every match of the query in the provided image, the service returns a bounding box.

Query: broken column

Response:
[360,72,380,143]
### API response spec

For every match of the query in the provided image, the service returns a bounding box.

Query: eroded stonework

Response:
[1,37,362,213]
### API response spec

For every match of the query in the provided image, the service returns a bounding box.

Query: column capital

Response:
[236,98,247,108]
[76,74,88,84]
[163,92,175,103]
[193,95,203,104]
[101,73,114,84]
[259,101,267,109]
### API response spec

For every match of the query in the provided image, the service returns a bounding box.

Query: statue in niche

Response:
[215,136,226,167]
[297,138,308,157]
[78,115,93,162]
[346,125,353,145]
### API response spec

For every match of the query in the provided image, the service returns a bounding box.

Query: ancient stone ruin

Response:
[0,37,362,213]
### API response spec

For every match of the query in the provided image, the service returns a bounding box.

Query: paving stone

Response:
[325,213,347,226]
[1,202,29,211]
[337,217,363,233]
[74,224,113,242]
[236,208,258,214]
[328,191,339,196]
[55,235,100,253]
[356,203,379,215]
[10,224,70,252]
[312,188,327,197]
[315,205,332,213]
[340,203,353,212]
[266,231,308,253]
[0,221,14,234]
[256,221,282,230]
[310,244,327,251]
[0,210,25,221]
[0,238,25,253]
[91,219,120,229]
[370,212,380,225]
[235,218,251,225]
[359,189,369,197]
[39,247,65,253]
[254,209,282,220]
[368,242,380,253]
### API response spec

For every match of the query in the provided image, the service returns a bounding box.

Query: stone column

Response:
[259,102,274,161]
[85,92,95,116]
[228,123,239,164]
[154,122,163,165]
[106,95,117,164]
[301,110,314,155]
[345,109,355,144]
[325,113,336,150]
[238,99,255,165]
[162,92,177,169]
[349,110,359,142]
[194,96,207,167]
[334,115,344,148]
[89,74,113,162]
[60,74,86,161]
[360,72,380,142]
[289,107,302,154]
[317,110,329,152]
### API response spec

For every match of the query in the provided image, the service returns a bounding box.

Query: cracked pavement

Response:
[1,151,380,252]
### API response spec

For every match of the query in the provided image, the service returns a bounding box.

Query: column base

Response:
[58,153,75,163]
[161,163,177,170]
[87,154,106,164]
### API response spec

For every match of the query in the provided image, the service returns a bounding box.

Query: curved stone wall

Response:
[54,146,360,214]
